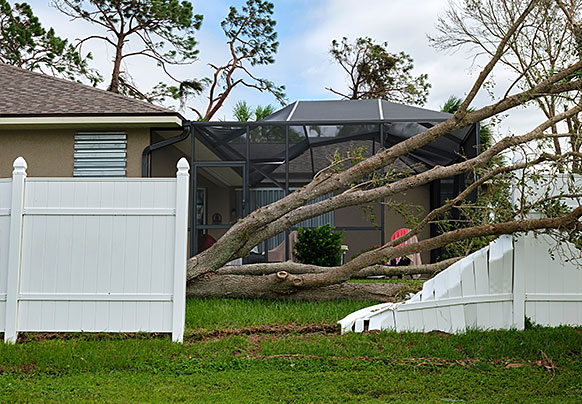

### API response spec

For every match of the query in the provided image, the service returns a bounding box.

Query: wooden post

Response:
[172,158,189,342]
[5,157,27,343]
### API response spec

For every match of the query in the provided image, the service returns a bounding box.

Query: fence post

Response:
[172,158,190,342]
[5,157,27,343]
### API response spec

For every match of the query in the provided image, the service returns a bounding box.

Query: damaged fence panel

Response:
[339,234,582,334]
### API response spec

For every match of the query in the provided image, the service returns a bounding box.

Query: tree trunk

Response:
[186,273,416,302]
[216,257,461,277]
[108,35,124,93]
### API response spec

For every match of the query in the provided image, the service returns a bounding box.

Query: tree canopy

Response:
[430,0,582,164]
[327,37,430,105]
[186,0,285,121]
[53,0,203,99]
[0,0,99,84]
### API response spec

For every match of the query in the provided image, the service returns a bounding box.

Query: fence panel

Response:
[0,180,11,331]
[1,157,189,343]
[520,234,582,327]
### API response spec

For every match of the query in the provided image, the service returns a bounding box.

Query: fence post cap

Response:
[176,158,190,176]
[13,157,27,175]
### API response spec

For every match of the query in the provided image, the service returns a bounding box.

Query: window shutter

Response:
[74,132,127,177]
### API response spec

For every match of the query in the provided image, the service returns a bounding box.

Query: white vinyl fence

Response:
[339,233,582,333]
[0,157,189,343]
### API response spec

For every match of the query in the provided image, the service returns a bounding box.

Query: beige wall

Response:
[384,184,431,264]
[335,203,383,262]
[333,184,431,264]
[150,140,191,177]
[0,127,149,178]
[126,128,151,177]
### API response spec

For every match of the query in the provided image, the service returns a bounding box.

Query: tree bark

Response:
[217,257,461,277]
[186,273,416,302]
[108,35,124,93]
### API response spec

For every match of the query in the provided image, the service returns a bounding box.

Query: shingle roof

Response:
[0,62,180,117]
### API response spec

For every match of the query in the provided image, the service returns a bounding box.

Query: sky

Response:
[29,0,541,136]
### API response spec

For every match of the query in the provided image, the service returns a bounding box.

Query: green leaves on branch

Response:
[233,101,275,121]
[0,0,100,85]
[222,0,277,66]
[328,37,430,105]
[52,0,203,97]
[189,0,285,121]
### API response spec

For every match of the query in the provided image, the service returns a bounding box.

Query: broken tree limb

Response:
[216,256,462,277]
[352,257,463,278]
[187,74,582,280]
[186,273,417,302]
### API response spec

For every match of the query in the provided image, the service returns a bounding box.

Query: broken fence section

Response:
[339,234,582,333]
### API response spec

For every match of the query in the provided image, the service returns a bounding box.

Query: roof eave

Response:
[0,114,184,129]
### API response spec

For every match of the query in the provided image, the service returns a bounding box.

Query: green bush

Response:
[293,224,343,266]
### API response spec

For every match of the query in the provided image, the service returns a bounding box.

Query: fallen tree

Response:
[185,0,582,301]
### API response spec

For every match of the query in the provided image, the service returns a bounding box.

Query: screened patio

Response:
[145,99,480,263]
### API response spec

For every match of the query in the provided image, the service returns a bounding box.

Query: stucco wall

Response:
[383,184,431,264]
[126,128,151,177]
[335,204,383,262]
[150,140,190,177]
[334,184,431,264]
[0,128,149,178]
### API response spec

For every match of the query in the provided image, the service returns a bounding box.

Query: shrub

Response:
[293,224,343,267]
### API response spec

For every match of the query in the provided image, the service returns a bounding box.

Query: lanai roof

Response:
[194,99,479,186]
[262,99,453,123]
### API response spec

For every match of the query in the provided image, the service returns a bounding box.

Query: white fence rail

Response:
[340,233,582,333]
[0,157,189,343]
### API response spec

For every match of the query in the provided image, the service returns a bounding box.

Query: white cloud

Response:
[28,0,546,134]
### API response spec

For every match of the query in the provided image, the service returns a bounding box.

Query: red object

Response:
[389,228,409,264]
[390,228,409,246]
[199,233,217,251]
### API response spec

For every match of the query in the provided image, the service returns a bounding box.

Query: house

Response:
[1,63,480,262]
[0,62,184,178]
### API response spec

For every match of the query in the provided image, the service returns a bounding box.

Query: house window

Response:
[74,132,127,177]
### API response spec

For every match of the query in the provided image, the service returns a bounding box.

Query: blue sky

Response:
[28,0,539,134]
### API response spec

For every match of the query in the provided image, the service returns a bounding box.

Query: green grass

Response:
[1,298,581,403]
[184,297,372,331]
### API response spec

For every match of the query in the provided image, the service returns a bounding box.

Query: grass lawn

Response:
[0,298,581,403]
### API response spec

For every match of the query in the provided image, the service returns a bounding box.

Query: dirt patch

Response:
[426,330,451,337]
[12,323,338,344]
[0,362,37,375]
[16,332,169,343]
[185,322,339,343]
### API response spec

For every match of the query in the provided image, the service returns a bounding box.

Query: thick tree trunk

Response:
[186,273,417,302]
